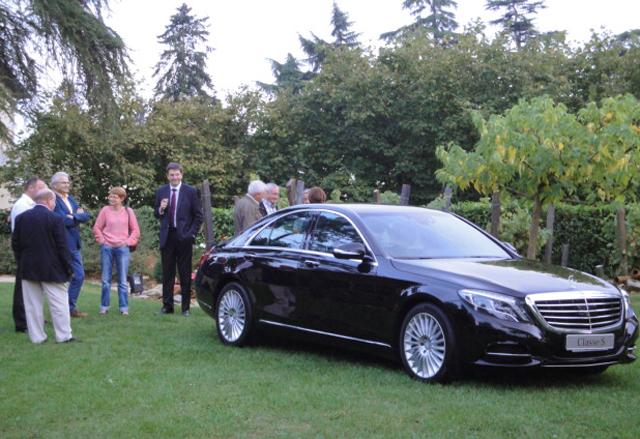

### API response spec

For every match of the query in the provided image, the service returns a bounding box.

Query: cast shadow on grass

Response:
[196,324,632,389]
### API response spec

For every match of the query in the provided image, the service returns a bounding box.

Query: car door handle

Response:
[303,260,320,268]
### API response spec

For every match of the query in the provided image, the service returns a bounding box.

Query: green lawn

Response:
[1,282,639,438]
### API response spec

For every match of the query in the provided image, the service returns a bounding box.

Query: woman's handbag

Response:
[126,207,137,252]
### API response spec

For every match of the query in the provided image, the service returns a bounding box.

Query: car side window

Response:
[308,212,364,254]
[249,212,314,249]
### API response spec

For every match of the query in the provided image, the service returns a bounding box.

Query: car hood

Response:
[390,258,617,298]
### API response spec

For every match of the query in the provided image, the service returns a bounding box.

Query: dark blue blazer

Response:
[12,205,72,282]
[154,183,203,249]
[53,194,91,250]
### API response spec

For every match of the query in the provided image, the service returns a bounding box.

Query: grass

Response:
[1,282,639,438]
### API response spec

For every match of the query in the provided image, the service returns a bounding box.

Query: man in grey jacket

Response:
[233,180,267,236]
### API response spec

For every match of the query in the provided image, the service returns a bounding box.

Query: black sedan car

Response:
[195,204,638,383]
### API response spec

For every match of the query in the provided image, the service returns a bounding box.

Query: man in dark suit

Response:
[51,171,91,317]
[154,162,203,316]
[11,188,75,344]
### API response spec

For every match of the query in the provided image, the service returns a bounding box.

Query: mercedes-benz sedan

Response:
[195,204,638,382]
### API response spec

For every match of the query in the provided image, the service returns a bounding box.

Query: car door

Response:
[296,211,388,342]
[244,211,315,324]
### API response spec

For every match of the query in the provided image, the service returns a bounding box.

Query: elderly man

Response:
[10,177,47,333]
[234,180,267,235]
[51,171,91,318]
[12,189,75,344]
[259,182,280,216]
[154,162,203,316]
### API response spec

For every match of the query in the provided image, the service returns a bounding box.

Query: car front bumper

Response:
[455,304,638,368]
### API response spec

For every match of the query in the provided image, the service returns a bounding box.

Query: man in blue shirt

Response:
[51,171,91,317]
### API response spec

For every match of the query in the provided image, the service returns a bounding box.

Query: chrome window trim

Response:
[525,291,624,334]
[241,208,378,265]
[259,319,391,348]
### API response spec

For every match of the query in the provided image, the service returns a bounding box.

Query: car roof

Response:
[281,203,439,216]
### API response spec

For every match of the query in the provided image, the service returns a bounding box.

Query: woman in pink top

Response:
[93,187,140,315]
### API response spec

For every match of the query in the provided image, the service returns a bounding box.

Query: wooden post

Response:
[616,207,628,274]
[543,205,555,264]
[560,244,570,267]
[373,189,380,204]
[442,186,452,211]
[201,180,215,249]
[286,179,305,205]
[490,192,501,237]
[594,265,605,278]
[400,184,411,206]
[295,180,305,204]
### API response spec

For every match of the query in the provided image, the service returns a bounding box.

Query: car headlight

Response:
[620,288,637,319]
[458,289,530,323]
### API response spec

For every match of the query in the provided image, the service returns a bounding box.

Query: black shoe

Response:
[182,310,190,317]
[61,337,81,343]
[159,307,174,315]
[15,327,27,333]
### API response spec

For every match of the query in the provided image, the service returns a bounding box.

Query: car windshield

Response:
[359,209,511,259]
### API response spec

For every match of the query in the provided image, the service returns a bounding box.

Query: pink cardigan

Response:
[93,206,141,247]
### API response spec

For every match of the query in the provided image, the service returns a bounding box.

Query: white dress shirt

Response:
[10,193,36,232]
[169,183,181,226]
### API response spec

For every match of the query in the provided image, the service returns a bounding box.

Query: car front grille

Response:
[525,291,623,333]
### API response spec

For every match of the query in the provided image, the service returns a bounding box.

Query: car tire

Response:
[399,303,457,383]
[215,282,253,346]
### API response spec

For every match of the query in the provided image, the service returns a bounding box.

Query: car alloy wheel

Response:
[399,303,456,383]
[216,283,253,346]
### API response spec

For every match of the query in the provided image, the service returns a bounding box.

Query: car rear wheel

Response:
[399,303,457,383]
[216,282,253,346]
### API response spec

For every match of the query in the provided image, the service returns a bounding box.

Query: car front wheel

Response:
[216,282,253,346]
[399,303,457,383]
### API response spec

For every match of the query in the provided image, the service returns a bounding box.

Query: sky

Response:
[91,1,640,99]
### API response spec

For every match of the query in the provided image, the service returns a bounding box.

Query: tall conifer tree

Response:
[485,0,546,49]
[153,3,214,101]
[330,2,360,48]
[381,0,458,45]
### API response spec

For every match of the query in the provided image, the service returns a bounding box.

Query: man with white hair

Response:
[233,180,267,235]
[259,182,280,217]
[12,188,75,343]
[10,176,47,333]
[51,171,91,318]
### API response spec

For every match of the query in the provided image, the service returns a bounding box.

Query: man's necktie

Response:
[169,188,177,227]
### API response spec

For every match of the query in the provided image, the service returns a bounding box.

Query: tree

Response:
[297,2,360,74]
[436,96,589,259]
[485,0,546,49]
[381,0,458,45]
[330,2,360,48]
[153,3,214,101]
[0,0,129,139]
[257,54,308,95]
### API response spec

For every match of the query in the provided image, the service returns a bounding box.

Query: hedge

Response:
[1,202,636,278]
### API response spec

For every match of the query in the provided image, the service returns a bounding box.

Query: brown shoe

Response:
[70,310,88,318]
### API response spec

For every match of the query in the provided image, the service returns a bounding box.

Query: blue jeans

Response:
[68,249,85,312]
[100,245,130,312]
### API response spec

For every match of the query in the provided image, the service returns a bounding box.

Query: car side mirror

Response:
[333,243,366,260]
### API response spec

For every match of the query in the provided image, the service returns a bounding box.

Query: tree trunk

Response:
[616,207,628,274]
[527,196,542,260]
[490,191,501,237]
[400,184,411,206]
[543,205,555,264]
